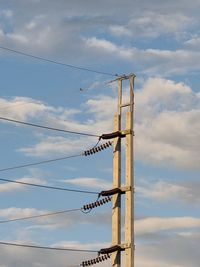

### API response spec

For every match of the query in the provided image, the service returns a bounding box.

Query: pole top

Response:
[117,73,136,81]
[107,73,136,84]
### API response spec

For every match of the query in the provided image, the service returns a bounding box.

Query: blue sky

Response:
[0,1,200,266]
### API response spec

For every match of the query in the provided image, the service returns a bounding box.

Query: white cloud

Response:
[0,177,46,193]
[127,13,194,38]
[135,216,200,235]
[18,135,91,156]
[63,177,112,190]
[136,232,200,267]
[109,25,132,37]
[135,78,200,169]
[137,180,188,201]
[84,36,200,75]
[185,36,200,49]
[0,97,51,121]
[3,77,199,170]
[0,207,46,220]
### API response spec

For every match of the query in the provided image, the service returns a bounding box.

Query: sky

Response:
[0,0,199,266]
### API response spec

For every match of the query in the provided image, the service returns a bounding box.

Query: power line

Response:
[0,241,98,253]
[0,140,113,173]
[0,116,100,137]
[0,45,117,77]
[0,154,82,172]
[0,208,81,224]
[0,177,99,195]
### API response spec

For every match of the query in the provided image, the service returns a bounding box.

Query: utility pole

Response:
[112,74,135,267]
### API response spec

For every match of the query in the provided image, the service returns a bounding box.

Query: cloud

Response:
[0,97,50,121]
[126,13,194,38]
[16,94,115,157]
[135,216,200,235]
[63,177,112,190]
[84,36,200,75]
[137,178,200,205]
[185,36,200,49]
[137,180,188,202]
[0,239,111,267]
[3,77,199,170]
[135,78,200,169]
[0,177,46,193]
[18,135,91,156]
[109,25,132,37]
[0,207,47,220]
[136,232,200,267]
[0,0,199,77]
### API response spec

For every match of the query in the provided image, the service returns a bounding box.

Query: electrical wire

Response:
[0,208,81,224]
[0,241,98,253]
[0,196,111,224]
[0,178,99,195]
[0,139,113,173]
[0,45,117,77]
[0,154,82,172]
[0,116,100,137]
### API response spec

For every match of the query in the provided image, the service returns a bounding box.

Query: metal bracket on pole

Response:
[99,243,131,255]
[100,186,131,197]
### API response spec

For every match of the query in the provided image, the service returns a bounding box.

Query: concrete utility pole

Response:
[112,74,135,267]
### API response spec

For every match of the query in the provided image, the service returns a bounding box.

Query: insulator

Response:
[102,198,106,204]
[84,142,112,157]
[91,203,95,208]
[96,258,99,263]
[99,199,103,205]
